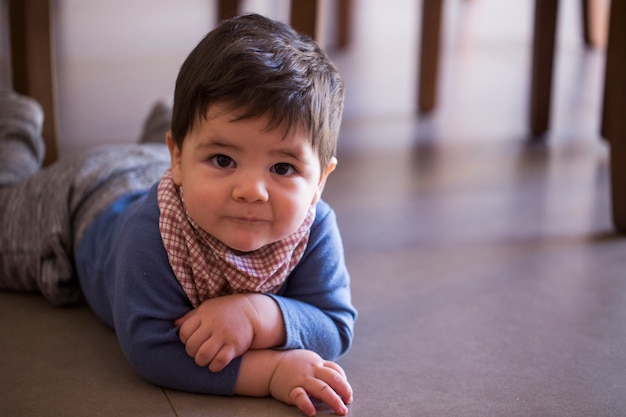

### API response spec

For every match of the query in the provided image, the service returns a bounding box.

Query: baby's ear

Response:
[313,157,337,204]
[166,132,183,186]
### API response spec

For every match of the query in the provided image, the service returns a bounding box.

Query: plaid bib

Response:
[157,169,314,307]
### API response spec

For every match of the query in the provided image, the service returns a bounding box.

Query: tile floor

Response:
[2,1,626,416]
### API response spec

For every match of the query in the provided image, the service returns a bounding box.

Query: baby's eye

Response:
[210,154,235,169]
[271,163,296,176]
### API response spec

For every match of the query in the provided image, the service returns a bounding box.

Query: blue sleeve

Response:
[77,185,240,395]
[268,200,357,360]
[77,188,356,394]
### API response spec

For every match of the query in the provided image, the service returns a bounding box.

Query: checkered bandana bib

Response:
[157,169,315,307]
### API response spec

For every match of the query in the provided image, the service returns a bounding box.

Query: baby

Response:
[0,13,356,417]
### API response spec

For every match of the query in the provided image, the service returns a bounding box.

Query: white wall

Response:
[7,0,608,157]
[54,0,290,156]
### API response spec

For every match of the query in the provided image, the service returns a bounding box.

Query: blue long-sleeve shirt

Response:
[75,183,356,394]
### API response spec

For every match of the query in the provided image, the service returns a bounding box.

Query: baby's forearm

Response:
[245,294,286,349]
[233,349,282,397]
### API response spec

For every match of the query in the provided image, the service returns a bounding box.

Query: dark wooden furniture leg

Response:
[529,0,558,136]
[9,0,58,165]
[602,1,626,232]
[218,1,348,49]
[418,0,443,114]
[581,0,593,46]
[290,0,318,40]
[336,0,352,49]
[217,0,240,22]
[218,0,320,44]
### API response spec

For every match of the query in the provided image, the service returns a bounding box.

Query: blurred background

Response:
[0,0,610,157]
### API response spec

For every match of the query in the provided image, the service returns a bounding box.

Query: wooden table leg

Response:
[9,0,58,166]
[336,0,352,49]
[418,0,443,114]
[602,1,626,232]
[217,0,239,22]
[529,0,558,137]
[290,0,318,39]
[581,0,593,46]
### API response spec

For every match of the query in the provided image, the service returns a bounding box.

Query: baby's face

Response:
[167,103,335,253]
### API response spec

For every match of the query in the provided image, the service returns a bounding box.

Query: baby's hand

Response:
[175,294,257,372]
[269,350,353,417]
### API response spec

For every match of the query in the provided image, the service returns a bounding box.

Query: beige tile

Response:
[0,293,175,417]
[164,390,301,417]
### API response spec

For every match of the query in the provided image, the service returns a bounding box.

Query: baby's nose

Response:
[232,174,269,203]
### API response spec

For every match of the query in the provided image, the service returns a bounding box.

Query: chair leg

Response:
[336,0,352,49]
[602,1,626,232]
[581,0,594,46]
[290,0,318,40]
[9,0,58,166]
[217,0,240,22]
[418,0,443,114]
[529,0,559,137]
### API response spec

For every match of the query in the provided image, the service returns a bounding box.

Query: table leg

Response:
[602,1,626,232]
[9,0,58,165]
[418,0,443,114]
[529,0,558,136]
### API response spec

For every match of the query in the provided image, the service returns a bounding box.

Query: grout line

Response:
[162,388,181,417]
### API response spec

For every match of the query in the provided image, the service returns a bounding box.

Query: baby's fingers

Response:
[207,344,237,373]
[302,376,349,416]
[289,386,317,417]
[174,309,195,327]
[175,315,201,345]
[322,361,353,404]
[324,360,347,380]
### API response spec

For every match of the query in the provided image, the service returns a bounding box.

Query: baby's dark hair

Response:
[170,13,344,170]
